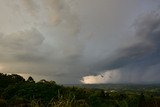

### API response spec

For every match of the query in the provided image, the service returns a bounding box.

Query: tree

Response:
[27,76,35,83]
[11,74,25,83]
[0,73,25,88]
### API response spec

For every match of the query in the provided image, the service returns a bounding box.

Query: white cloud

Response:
[81,70,121,84]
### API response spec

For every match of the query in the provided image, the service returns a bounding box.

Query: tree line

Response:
[0,73,160,107]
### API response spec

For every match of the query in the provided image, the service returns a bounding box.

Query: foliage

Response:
[0,73,160,107]
[27,76,35,83]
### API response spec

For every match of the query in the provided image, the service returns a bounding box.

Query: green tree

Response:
[27,76,35,83]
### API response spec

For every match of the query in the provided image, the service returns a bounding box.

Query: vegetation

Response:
[0,73,160,107]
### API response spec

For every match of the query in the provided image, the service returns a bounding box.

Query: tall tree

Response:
[27,76,35,83]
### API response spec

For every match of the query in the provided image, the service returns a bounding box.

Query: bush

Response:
[0,99,7,107]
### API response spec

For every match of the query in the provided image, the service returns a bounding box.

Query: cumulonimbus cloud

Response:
[81,9,160,84]
[0,0,160,84]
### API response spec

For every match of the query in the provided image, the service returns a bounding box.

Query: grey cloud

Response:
[0,28,44,50]
[20,0,38,14]
[87,10,160,83]
[15,53,46,62]
[0,0,81,83]
[0,0,160,84]
[0,28,45,63]
[98,10,159,68]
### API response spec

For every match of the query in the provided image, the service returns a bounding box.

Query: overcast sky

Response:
[0,0,160,84]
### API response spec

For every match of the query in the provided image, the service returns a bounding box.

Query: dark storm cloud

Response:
[82,10,160,84]
[91,10,160,74]
[1,0,160,84]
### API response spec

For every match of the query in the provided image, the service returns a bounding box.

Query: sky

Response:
[0,0,160,84]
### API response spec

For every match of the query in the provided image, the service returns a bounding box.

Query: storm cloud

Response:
[82,10,160,84]
[0,0,160,84]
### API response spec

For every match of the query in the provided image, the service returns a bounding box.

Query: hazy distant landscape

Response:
[65,83,160,91]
